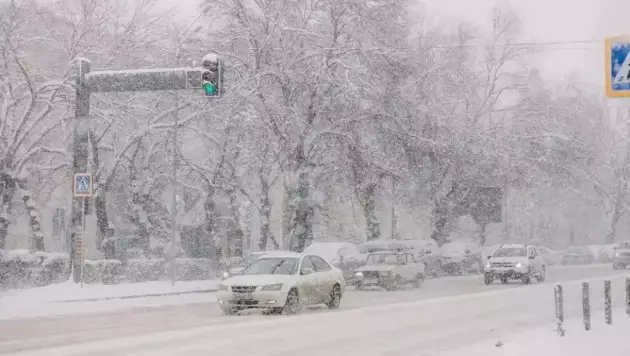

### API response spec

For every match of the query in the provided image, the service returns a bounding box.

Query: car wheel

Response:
[537,267,546,282]
[222,307,238,316]
[484,273,493,285]
[412,274,424,288]
[282,289,300,315]
[521,273,531,285]
[386,276,402,291]
[500,276,509,284]
[327,284,342,309]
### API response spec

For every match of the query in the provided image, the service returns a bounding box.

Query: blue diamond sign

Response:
[606,36,630,98]
[74,173,93,197]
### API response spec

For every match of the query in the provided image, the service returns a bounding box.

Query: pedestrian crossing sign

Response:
[605,36,630,98]
[74,173,93,197]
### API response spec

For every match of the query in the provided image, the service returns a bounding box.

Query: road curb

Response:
[50,288,218,303]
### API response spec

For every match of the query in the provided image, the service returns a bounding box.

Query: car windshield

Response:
[619,242,630,249]
[366,254,400,265]
[235,254,261,267]
[493,247,527,258]
[241,257,298,275]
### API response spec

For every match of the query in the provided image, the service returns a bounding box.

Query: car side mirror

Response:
[301,267,314,275]
[528,255,535,259]
[486,256,492,260]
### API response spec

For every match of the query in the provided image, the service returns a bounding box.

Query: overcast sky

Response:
[164,0,628,88]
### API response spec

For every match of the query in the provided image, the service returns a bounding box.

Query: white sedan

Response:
[217,252,345,315]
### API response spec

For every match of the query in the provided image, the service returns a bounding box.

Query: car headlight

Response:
[354,272,363,278]
[218,284,228,291]
[515,262,523,269]
[261,283,283,291]
[221,271,230,279]
[485,262,491,269]
[615,252,620,257]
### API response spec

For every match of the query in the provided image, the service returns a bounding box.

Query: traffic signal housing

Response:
[201,52,222,97]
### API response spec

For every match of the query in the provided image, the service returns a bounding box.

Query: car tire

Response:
[412,274,424,288]
[386,276,402,291]
[500,276,508,284]
[484,273,493,285]
[537,267,546,282]
[327,284,342,309]
[282,289,300,315]
[222,307,238,316]
[521,273,531,285]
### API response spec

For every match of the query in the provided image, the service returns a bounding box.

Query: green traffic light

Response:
[203,82,215,96]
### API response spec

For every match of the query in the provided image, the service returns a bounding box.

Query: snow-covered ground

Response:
[0,279,218,319]
[8,273,630,356]
[436,308,630,356]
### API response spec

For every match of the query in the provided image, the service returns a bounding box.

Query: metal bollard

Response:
[582,282,591,331]
[554,284,565,336]
[626,277,630,316]
[604,280,612,324]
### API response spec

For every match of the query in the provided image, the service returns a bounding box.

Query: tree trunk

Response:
[17,179,45,251]
[289,171,313,252]
[202,187,218,262]
[281,172,297,248]
[258,173,279,251]
[430,198,450,247]
[361,182,381,241]
[225,175,245,257]
[128,146,151,254]
[0,173,17,249]
[90,130,110,254]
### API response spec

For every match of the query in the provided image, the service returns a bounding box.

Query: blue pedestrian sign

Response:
[606,36,630,98]
[74,173,93,197]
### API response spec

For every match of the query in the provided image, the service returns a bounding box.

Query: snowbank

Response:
[436,308,630,356]
[0,279,219,319]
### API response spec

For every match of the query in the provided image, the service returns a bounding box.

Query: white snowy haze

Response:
[2,0,630,262]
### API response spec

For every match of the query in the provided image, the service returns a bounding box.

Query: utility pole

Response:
[70,54,223,284]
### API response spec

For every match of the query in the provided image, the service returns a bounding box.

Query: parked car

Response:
[302,242,364,282]
[217,252,345,315]
[484,244,546,285]
[561,247,595,265]
[612,241,630,269]
[539,246,562,266]
[353,251,425,291]
[440,241,482,275]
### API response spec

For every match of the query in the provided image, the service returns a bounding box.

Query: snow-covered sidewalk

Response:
[436,308,630,356]
[0,279,219,319]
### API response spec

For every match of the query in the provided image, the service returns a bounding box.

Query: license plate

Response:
[234,293,253,300]
[365,279,378,284]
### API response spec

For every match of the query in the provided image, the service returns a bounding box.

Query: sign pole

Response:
[73,172,92,287]
[80,196,85,288]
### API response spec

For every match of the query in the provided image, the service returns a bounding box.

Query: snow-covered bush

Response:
[83,260,123,285]
[172,258,214,281]
[0,250,70,288]
[123,258,166,282]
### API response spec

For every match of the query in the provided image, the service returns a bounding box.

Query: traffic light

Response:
[201,52,221,97]
[202,70,216,96]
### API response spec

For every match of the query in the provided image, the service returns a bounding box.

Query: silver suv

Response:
[612,241,630,270]
[484,244,546,285]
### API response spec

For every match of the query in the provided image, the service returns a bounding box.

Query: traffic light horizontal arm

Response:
[86,67,208,93]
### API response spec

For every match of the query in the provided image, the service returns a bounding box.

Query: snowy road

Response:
[1,264,628,355]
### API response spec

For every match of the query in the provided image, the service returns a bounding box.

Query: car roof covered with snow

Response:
[302,242,362,263]
[256,251,302,259]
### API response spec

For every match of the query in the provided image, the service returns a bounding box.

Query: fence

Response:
[554,277,630,336]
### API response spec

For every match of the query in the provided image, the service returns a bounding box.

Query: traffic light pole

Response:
[71,56,219,285]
